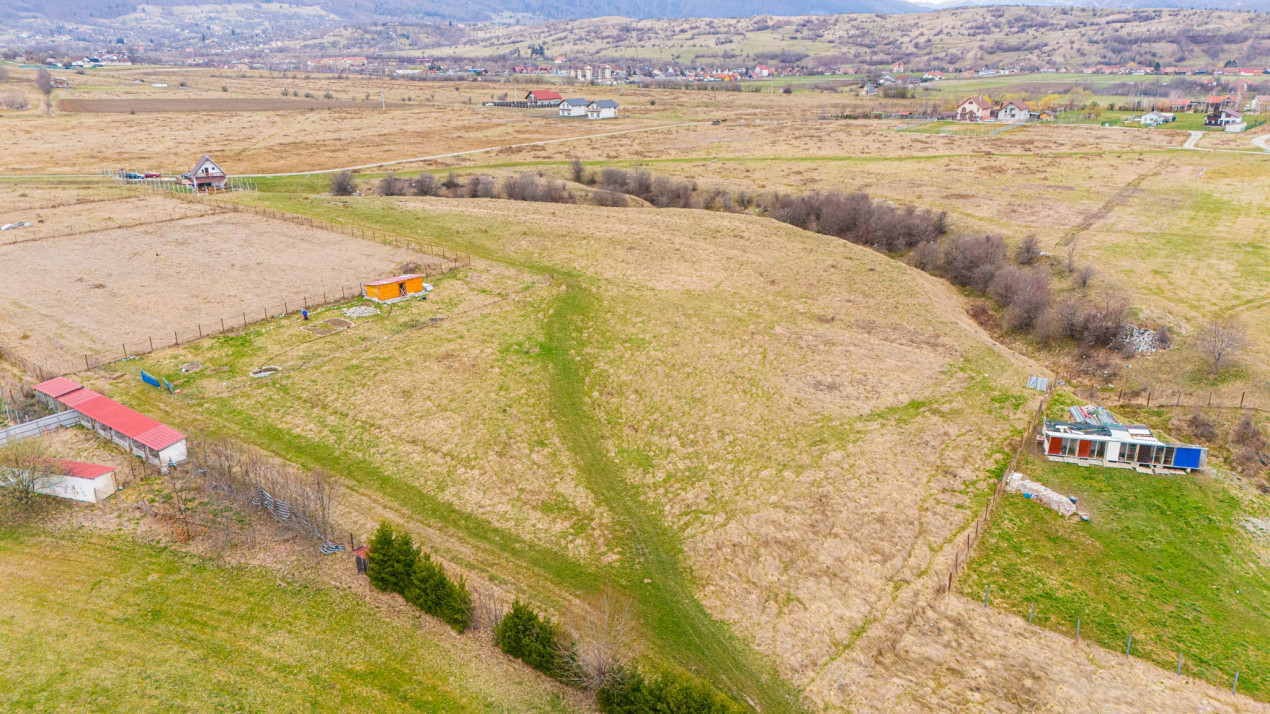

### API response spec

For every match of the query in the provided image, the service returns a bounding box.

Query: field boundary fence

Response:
[970,579,1253,699]
[2,200,229,247]
[942,387,1050,595]
[0,272,460,385]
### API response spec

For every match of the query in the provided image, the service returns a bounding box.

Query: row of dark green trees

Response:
[365,522,743,713]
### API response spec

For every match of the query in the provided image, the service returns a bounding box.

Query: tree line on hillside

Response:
[364,520,743,712]
[335,163,1174,363]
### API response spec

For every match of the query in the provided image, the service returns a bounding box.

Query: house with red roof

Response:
[33,459,118,503]
[33,377,187,468]
[524,89,562,104]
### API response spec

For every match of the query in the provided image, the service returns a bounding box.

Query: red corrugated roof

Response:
[528,90,562,100]
[39,377,184,451]
[72,395,184,450]
[59,387,105,408]
[365,273,422,287]
[33,376,84,399]
[53,459,117,480]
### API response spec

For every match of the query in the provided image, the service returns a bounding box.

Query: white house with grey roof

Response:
[586,100,619,120]
[558,98,589,117]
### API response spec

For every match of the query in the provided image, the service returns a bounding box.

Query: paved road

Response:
[241,122,705,178]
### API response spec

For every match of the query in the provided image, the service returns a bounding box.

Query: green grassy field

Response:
[960,413,1270,700]
[0,530,582,712]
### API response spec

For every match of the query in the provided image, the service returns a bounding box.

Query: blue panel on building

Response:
[1173,447,1203,470]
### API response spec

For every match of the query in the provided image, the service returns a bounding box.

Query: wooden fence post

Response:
[149,336,154,352]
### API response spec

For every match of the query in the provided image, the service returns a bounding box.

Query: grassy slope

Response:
[114,194,801,711]
[960,416,1270,700]
[0,531,581,712]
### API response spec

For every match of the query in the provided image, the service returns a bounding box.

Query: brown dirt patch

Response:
[0,211,428,372]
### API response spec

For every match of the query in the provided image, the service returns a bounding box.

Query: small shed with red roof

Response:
[35,459,118,503]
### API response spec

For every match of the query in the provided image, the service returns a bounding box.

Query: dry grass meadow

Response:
[5,68,1270,711]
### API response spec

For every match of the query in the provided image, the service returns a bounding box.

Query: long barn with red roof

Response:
[33,377,187,468]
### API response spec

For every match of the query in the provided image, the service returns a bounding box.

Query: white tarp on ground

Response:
[1005,471,1085,519]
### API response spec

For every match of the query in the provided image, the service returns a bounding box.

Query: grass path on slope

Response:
[168,192,798,711]
[541,281,798,713]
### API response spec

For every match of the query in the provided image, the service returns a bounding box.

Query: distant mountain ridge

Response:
[1,0,926,23]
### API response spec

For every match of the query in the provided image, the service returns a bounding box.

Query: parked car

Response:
[143,171,160,179]
[123,172,144,181]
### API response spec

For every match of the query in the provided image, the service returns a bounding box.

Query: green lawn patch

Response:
[961,449,1270,700]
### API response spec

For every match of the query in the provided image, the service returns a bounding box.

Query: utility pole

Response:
[381,90,385,111]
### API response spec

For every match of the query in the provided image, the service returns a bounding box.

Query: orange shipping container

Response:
[364,274,424,303]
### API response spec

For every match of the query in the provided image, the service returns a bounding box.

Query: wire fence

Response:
[974,585,1254,698]
[2,200,228,247]
[941,388,1051,595]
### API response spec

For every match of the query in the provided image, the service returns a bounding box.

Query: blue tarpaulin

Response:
[162,377,174,394]
[140,370,161,388]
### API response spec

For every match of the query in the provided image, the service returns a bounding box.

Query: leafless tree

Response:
[564,586,637,690]
[1075,264,1096,288]
[1065,238,1078,272]
[0,439,56,512]
[1197,315,1245,376]
[0,67,9,83]
[35,69,52,96]
[1015,234,1040,265]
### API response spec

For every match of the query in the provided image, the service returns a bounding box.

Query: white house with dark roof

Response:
[558,98,588,117]
[586,100,619,120]
[996,100,1030,123]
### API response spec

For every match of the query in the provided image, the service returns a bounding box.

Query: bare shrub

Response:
[1,90,27,110]
[1197,315,1245,376]
[943,233,1007,291]
[599,167,630,192]
[988,266,1051,331]
[501,173,572,204]
[648,175,693,208]
[378,175,409,196]
[441,171,461,190]
[1232,448,1265,480]
[1186,412,1218,442]
[410,174,440,196]
[1074,264,1096,288]
[1015,234,1041,265]
[36,69,52,96]
[330,171,356,196]
[1155,325,1172,349]
[1232,414,1268,453]
[910,241,943,273]
[1064,239,1078,272]
[570,158,589,184]
[464,175,496,198]
[593,190,627,207]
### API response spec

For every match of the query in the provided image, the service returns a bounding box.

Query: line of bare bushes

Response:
[376,171,573,204]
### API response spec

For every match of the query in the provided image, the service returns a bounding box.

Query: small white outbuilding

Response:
[36,459,118,503]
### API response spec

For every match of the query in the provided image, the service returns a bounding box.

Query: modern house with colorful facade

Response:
[1040,405,1206,473]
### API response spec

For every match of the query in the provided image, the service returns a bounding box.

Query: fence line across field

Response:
[978,585,1250,697]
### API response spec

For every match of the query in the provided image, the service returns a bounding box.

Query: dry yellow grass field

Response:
[6,67,1270,711]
